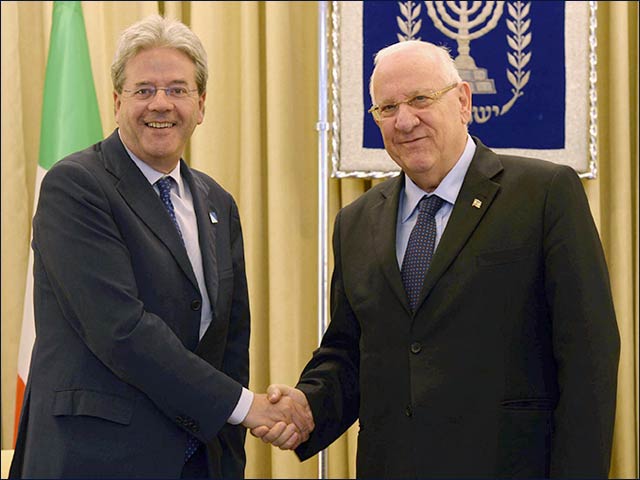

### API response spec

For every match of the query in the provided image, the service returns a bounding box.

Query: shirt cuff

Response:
[227,387,254,425]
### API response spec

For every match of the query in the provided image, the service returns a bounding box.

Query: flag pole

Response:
[316,1,329,478]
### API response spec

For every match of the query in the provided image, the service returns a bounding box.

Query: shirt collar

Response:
[119,130,185,197]
[400,134,476,223]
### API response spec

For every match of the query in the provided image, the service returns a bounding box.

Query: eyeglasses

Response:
[368,83,459,121]
[121,86,199,101]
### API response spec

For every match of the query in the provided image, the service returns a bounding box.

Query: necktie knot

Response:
[419,195,444,217]
[156,176,174,197]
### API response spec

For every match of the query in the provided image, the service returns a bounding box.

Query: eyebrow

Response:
[378,88,437,104]
[131,79,190,87]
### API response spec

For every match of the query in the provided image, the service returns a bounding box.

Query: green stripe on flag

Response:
[39,1,102,171]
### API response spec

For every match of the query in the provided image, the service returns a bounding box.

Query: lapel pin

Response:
[209,211,218,224]
[472,199,482,209]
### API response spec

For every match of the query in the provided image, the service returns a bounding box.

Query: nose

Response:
[394,104,419,132]
[147,90,174,111]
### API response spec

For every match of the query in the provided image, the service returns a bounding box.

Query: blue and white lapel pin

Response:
[209,211,218,224]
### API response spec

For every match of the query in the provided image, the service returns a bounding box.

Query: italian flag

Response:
[14,0,102,442]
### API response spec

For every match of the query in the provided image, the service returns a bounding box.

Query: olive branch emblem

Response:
[472,0,531,123]
[397,1,422,41]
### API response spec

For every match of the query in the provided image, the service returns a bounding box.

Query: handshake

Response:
[241,384,314,451]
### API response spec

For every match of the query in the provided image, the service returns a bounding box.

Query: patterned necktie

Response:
[184,434,201,463]
[401,195,445,311]
[155,177,184,243]
[156,177,200,461]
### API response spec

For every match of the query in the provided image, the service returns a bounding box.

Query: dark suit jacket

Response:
[295,138,620,478]
[10,130,250,478]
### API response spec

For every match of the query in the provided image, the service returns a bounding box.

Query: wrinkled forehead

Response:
[372,49,446,99]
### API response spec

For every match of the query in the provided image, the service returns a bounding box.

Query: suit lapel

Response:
[414,139,503,313]
[370,175,412,313]
[182,165,219,321]
[101,131,198,290]
[186,170,227,364]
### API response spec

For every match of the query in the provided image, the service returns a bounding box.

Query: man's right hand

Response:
[248,384,314,450]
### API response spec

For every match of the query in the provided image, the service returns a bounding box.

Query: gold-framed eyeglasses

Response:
[368,83,459,121]
[122,86,199,101]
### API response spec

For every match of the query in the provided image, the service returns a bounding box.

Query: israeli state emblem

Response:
[362,1,568,150]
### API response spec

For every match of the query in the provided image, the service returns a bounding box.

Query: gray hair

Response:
[369,40,461,104]
[111,15,208,95]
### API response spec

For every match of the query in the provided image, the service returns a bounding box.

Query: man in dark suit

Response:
[255,40,620,477]
[10,15,311,479]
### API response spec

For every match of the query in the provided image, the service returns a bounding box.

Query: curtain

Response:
[1,1,636,478]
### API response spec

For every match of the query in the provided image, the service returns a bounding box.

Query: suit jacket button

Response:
[410,342,422,354]
[405,404,413,417]
[191,300,202,311]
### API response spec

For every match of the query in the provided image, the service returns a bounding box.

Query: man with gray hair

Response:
[10,15,312,478]
[255,40,619,478]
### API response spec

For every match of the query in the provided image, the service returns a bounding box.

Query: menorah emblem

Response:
[425,1,505,94]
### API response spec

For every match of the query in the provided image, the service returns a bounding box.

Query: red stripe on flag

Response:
[14,375,26,445]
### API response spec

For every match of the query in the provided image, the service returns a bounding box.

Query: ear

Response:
[113,91,121,121]
[458,82,472,124]
[197,91,206,124]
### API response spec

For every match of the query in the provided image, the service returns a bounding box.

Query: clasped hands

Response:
[242,384,314,450]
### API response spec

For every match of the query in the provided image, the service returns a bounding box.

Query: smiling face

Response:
[371,47,472,192]
[114,47,205,173]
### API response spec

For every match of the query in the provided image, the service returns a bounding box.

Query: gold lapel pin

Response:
[472,199,482,209]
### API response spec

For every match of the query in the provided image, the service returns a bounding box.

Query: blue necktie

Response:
[155,177,184,243]
[184,434,201,463]
[401,195,444,311]
[156,177,200,461]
